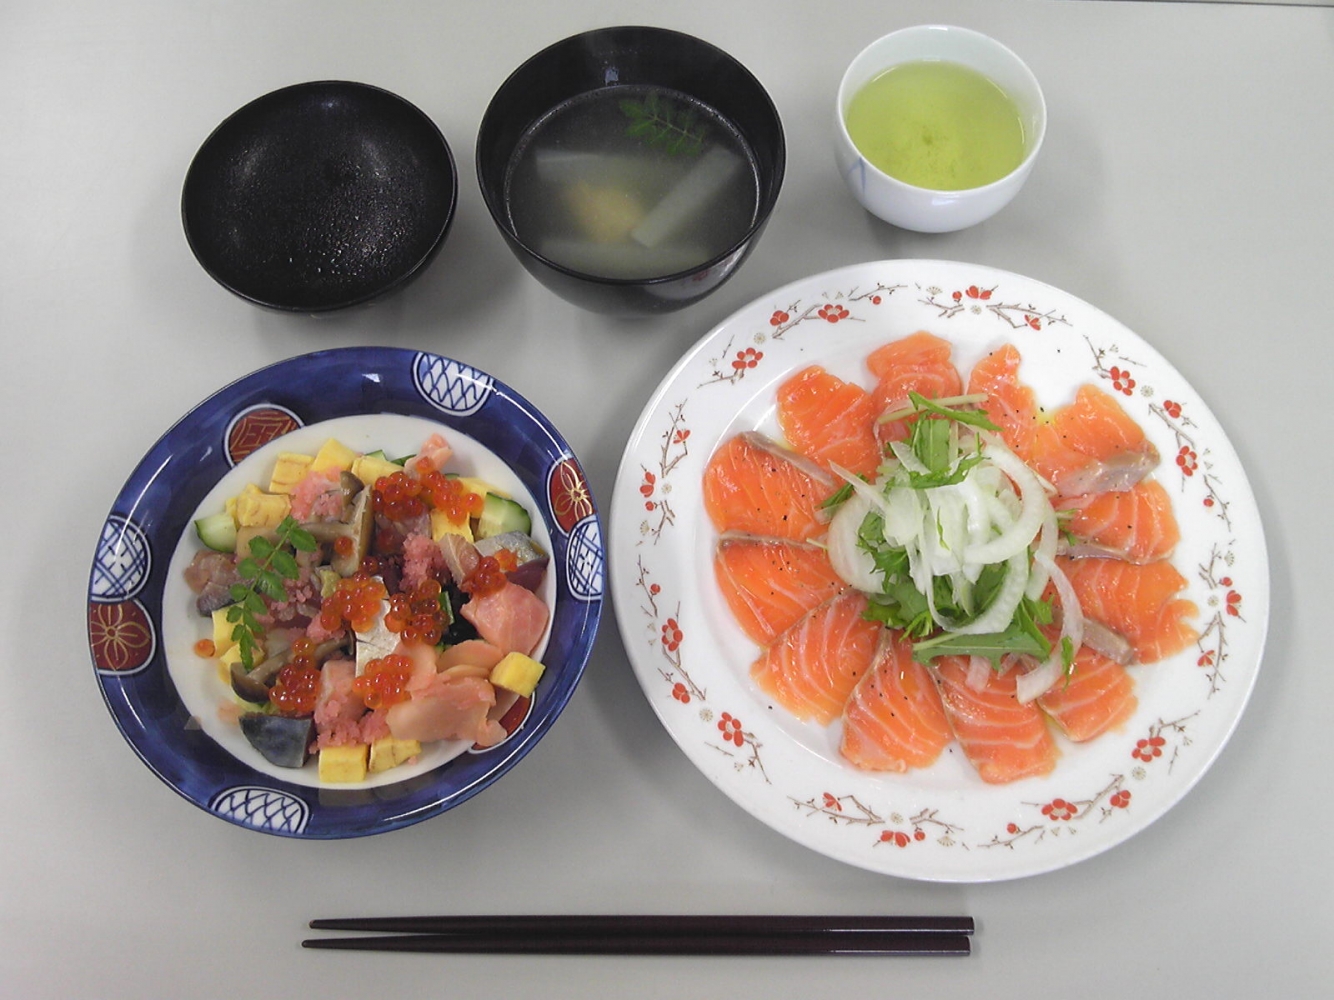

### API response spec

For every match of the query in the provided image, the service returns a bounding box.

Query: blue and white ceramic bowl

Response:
[88,348,603,838]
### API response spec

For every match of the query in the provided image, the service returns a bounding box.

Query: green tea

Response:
[845,60,1026,191]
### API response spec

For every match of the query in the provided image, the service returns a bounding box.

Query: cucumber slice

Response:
[194,511,238,552]
[363,449,410,466]
[476,493,532,540]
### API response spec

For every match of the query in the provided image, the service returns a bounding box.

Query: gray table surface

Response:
[3,1,1330,997]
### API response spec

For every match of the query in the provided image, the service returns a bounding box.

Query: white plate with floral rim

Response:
[609,260,1268,882]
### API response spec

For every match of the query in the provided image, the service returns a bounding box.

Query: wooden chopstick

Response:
[302,915,974,957]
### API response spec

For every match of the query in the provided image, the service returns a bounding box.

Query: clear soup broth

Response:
[505,85,760,281]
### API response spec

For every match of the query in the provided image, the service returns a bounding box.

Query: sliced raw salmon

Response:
[776,365,882,479]
[702,432,834,541]
[1057,555,1198,664]
[459,581,550,656]
[750,590,881,726]
[931,656,1060,784]
[1029,384,1159,496]
[839,631,952,772]
[1061,479,1180,563]
[966,343,1041,461]
[866,331,964,445]
[1036,644,1138,742]
[714,534,847,646]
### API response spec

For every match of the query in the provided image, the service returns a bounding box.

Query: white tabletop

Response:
[3,1,1331,996]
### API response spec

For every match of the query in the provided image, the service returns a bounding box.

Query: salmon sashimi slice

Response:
[931,656,1060,784]
[702,432,834,541]
[1036,644,1139,742]
[966,343,1041,461]
[1028,384,1160,496]
[750,590,881,726]
[1058,556,1198,664]
[866,331,965,445]
[459,581,550,656]
[713,534,848,646]
[839,632,953,772]
[776,365,883,479]
[1060,479,1181,563]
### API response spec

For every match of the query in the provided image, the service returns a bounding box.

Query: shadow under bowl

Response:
[182,81,457,313]
[476,26,785,316]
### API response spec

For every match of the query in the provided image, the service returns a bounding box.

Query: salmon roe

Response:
[352,654,414,710]
[422,471,484,522]
[373,469,483,524]
[460,554,508,597]
[384,578,447,646]
[270,661,321,716]
[319,573,389,634]
[373,470,426,521]
[193,638,216,658]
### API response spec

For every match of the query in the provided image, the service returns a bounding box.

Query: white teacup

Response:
[835,25,1046,233]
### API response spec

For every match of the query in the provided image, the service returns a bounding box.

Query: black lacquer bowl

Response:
[183,81,457,312]
[477,26,785,316]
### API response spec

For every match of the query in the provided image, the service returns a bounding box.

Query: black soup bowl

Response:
[476,26,786,316]
[183,81,457,313]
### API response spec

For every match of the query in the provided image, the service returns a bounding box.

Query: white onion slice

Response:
[881,483,923,545]
[1015,656,1065,705]
[961,441,1050,566]
[888,440,928,474]
[950,549,1029,635]
[965,655,992,692]
[825,492,884,593]
[1015,551,1085,704]
[1025,506,1060,600]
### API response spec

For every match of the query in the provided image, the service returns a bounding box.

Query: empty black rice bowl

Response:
[182,81,457,312]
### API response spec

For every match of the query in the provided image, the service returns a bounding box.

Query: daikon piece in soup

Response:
[504,86,761,281]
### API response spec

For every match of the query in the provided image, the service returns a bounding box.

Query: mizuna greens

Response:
[824,393,1080,702]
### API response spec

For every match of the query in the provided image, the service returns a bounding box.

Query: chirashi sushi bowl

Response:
[88,348,604,838]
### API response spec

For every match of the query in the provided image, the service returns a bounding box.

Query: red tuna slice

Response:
[1028,383,1159,497]
[714,534,847,646]
[966,343,1041,462]
[1060,479,1181,564]
[1057,556,1198,664]
[1036,643,1139,742]
[776,365,883,479]
[865,331,964,446]
[750,590,881,726]
[702,432,835,541]
[386,675,504,746]
[839,631,953,772]
[460,582,550,656]
[931,656,1060,784]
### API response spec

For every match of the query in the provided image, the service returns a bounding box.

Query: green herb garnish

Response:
[844,392,1067,671]
[819,480,856,511]
[225,516,318,669]
[620,92,707,156]
[908,594,1053,667]
[901,391,1000,431]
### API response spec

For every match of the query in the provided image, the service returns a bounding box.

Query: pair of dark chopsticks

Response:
[303,914,974,956]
